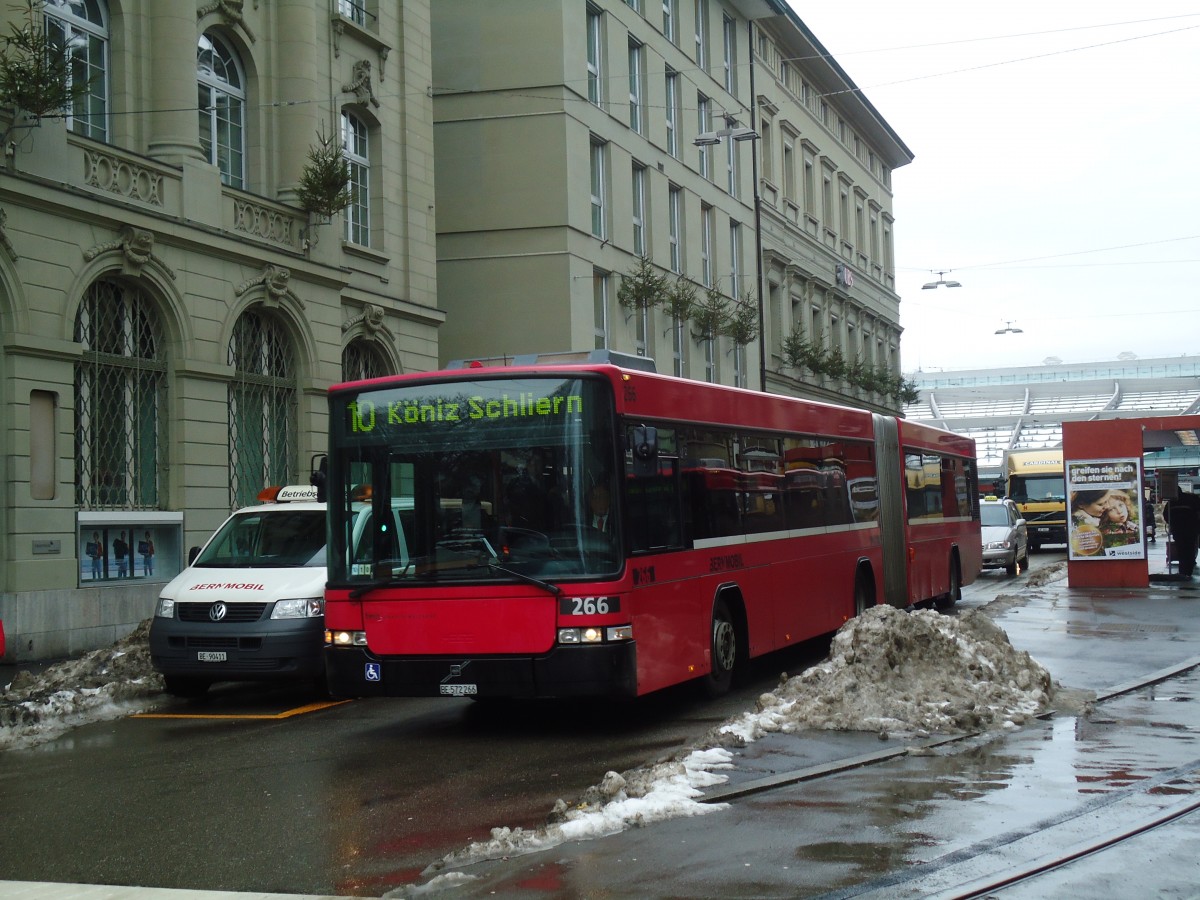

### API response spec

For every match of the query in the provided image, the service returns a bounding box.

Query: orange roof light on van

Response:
[350,484,373,502]
[257,485,283,503]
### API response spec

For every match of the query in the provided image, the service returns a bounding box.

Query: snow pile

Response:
[406,604,1054,889]
[0,619,164,750]
[717,605,1054,743]
[415,747,733,882]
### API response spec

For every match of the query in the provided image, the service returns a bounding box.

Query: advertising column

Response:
[1066,458,1146,561]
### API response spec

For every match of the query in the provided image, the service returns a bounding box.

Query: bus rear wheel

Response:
[703,599,738,697]
[937,557,962,609]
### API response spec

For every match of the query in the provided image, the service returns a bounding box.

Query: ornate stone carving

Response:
[0,208,16,259]
[84,225,176,279]
[233,200,300,248]
[236,264,304,309]
[83,149,164,206]
[342,303,387,335]
[198,0,256,42]
[343,59,380,108]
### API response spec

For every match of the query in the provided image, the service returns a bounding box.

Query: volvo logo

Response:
[209,602,228,622]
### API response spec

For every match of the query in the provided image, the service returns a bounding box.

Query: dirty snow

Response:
[0,619,165,751]
[1,582,1060,891]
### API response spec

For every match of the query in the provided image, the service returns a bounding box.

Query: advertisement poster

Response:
[1066,458,1146,560]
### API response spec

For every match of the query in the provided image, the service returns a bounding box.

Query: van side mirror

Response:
[187,546,201,566]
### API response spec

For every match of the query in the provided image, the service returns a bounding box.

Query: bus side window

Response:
[628,458,682,553]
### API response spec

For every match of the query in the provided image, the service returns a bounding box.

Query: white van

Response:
[149,485,329,698]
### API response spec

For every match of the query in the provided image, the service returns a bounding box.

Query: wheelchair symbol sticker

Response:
[365,662,381,682]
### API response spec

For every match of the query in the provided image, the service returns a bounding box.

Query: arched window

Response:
[341,338,388,382]
[74,279,166,509]
[228,311,295,508]
[341,110,370,245]
[197,32,245,189]
[44,0,109,141]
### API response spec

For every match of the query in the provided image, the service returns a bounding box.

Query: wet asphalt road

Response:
[414,548,1200,898]
[4,548,1200,899]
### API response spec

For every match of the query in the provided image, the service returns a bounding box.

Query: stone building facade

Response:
[0,0,439,660]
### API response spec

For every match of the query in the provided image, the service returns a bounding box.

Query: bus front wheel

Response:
[703,598,738,697]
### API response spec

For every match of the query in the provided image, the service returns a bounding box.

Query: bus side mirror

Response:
[311,454,328,503]
[631,426,658,476]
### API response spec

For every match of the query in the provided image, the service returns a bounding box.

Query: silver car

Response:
[981,498,1029,576]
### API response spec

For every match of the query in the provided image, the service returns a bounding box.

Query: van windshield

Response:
[194,509,326,568]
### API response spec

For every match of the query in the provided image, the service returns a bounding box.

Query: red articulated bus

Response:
[323,350,981,700]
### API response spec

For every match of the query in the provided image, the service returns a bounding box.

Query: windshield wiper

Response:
[348,578,393,599]
[487,561,561,597]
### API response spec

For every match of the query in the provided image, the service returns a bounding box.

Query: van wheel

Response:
[164,675,210,699]
[703,599,737,697]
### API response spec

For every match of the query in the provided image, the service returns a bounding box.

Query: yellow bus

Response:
[1004,449,1066,550]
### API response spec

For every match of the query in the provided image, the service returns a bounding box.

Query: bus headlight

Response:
[155,598,175,618]
[272,598,324,619]
[326,629,367,646]
[557,625,632,645]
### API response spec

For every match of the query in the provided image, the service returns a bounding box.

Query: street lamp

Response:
[922,271,961,289]
[995,321,1023,335]
[693,126,760,146]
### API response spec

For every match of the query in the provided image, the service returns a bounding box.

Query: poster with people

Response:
[1066,458,1146,561]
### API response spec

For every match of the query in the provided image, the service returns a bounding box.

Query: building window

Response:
[759,114,773,184]
[228,311,296,509]
[635,304,650,358]
[672,316,685,377]
[722,14,736,94]
[726,136,738,199]
[632,163,646,257]
[803,151,816,217]
[44,0,108,141]
[662,0,676,44]
[197,31,245,189]
[665,68,679,157]
[693,0,707,70]
[700,203,713,288]
[628,37,644,133]
[728,221,742,297]
[342,110,370,245]
[74,278,166,510]
[782,133,795,202]
[668,184,682,273]
[586,5,603,106]
[697,93,711,180]
[624,0,641,10]
[338,0,367,27]
[822,169,834,230]
[593,271,610,349]
[590,137,607,238]
[703,334,716,383]
[342,338,389,382]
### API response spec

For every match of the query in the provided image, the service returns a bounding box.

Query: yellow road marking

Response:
[133,699,350,720]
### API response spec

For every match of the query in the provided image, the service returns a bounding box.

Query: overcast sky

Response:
[788,2,1200,373]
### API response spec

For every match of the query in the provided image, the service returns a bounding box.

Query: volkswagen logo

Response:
[208,602,228,622]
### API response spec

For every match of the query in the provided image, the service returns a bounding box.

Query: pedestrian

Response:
[139,531,155,577]
[113,531,129,578]
[1143,496,1156,544]
[1164,487,1200,577]
[86,531,102,580]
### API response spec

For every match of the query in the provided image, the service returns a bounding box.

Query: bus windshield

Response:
[1010,475,1065,503]
[328,375,620,585]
